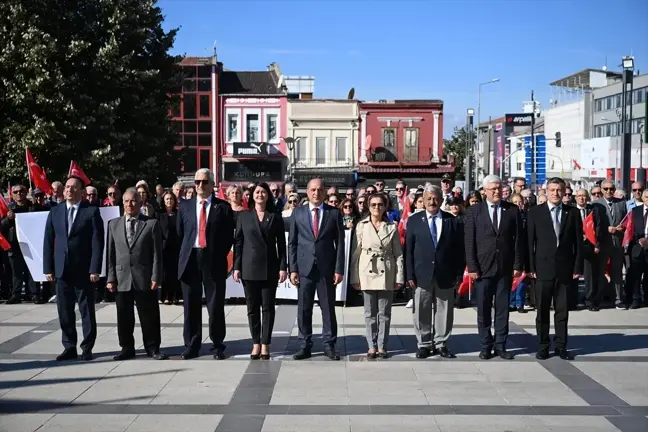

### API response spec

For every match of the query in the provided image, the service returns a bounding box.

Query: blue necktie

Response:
[430,215,437,248]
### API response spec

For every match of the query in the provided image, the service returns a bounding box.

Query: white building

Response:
[543,99,586,180]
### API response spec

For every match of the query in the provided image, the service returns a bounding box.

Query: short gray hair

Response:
[85,186,98,194]
[122,187,142,203]
[195,168,215,183]
[600,179,615,189]
[51,181,63,188]
[576,188,590,198]
[173,181,185,190]
[482,175,502,188]
[423,184,442,198]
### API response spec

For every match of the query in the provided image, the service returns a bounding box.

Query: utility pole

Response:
[530,90,537,189]
[466,109,474,194]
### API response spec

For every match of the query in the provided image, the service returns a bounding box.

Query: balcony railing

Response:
[369,146,434,163]
[292,158,354,170]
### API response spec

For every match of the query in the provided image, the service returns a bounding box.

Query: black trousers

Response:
[180,249,227,352]
[115,288,161,353]
[9,252,37,298]
[242,279,277,345]
[56,275,96,352]
[625,258,647,305]
[584,254,605,307]
[298,264,337,349]
[535,278,569,351]
[161,277,180,303]
[474,273,510,350]
[0,251,11,298]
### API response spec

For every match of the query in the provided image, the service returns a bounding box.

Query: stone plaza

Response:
[0,301,647,432]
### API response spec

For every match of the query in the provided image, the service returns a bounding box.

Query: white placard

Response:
[580,137,612,172]
[15,207,120,282]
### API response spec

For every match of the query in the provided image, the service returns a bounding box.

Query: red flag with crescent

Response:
[25,149,53,195]
[0,195,9,218]
[0,233,10,251]
[68,161,91,186]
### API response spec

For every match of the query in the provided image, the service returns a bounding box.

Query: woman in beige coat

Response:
[350,193,404,358]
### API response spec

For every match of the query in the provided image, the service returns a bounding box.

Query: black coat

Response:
[234,210,287,281]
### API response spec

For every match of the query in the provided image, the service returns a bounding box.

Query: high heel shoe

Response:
[250,353,260,360]
[260,353,270,360]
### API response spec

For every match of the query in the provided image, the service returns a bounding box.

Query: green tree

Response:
[0,0,183,190]
[442,126,474,180]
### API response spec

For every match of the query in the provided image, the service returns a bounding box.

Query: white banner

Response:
[15,207,120,282]
[225,231,351,302]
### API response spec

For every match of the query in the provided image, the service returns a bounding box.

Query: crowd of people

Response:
[0,170,645,362]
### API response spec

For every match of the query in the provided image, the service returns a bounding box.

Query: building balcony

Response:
[292,158,355,171]
[367,146,437,165]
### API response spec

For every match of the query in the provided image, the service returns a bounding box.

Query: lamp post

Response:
[477,78,500,188]
[620,56,634,190]
[282,136,298,183]
[466,108,475,194]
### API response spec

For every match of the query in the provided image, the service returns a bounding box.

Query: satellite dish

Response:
[347,88,355,99]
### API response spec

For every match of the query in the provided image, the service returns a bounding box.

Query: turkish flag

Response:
[0,233,10,251]
[583,212,597,245]
[457,266,473,296]
[397,197,411,246]
[0,195,9,218]
[217,186,225,200]
[511,272,527,291]
[68,160,91,186]
[25,149,53,195]
[620,212,634,248]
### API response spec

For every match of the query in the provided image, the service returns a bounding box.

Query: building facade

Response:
[219,67,288,185]
[287,99,359,189]
[173,56,220,177]
[357,100,452,186]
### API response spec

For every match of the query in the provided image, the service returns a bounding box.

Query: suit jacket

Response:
[593,197,626,249]
[527,203,583,282]
[349,217,404,290]
[177,196,235,279]
[43,201,105,279]
[233,210,287,281]
[464,200,524,278]
[405,210,464,289]
[629,205,648,261]
[106,214,163,292]
[288,203,346,278]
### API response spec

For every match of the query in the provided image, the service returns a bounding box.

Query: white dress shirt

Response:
[66,202,79,224]
[426,210,442,243]
[308,202,324,231]
[194,195,213,248]
[643,205,648,237]
[547,202,562,221]
[576,205,587,221]
[485,200,501,229]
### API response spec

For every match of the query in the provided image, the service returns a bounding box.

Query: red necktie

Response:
[199,200,207,248]
[312,207,319,238]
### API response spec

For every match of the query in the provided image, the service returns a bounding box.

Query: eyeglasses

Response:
[108,192,116,196]
[375,183,384,186]
[12,190,25,194]
[343,205,352,209]
[358,201,365,206]
[329,201,339,205]
[395,187,404,191]
[602,187,615,191]
[633,188,643,192]
[194,180,210,186]
[288,200,297,204]
[592,191,602,196]
[270,189,278,193]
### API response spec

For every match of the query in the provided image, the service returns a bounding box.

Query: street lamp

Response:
[466,109,475,193]
[477,78,500,188]
[282,136,298,183]
[620,56,635,188]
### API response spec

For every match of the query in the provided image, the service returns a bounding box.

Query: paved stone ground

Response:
[0,301,647,432]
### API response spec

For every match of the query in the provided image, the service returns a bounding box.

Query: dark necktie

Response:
[430,214,438,248]
[580,208,586,221]
[491,204,498,232]
[67,206,75,235]
[312,207,319,238]
[127,218,136,245]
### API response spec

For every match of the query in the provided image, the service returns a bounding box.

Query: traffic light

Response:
[555,131,562,148]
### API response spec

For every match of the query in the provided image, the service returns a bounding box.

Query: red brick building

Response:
[172,56,221,178]
[357,100,454,186]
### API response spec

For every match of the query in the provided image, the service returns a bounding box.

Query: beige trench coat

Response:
[349,217,404,290]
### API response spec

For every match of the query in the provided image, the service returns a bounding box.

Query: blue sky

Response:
[160,0,648,136]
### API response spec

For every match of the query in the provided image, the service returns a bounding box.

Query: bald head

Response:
[306,178,325,206]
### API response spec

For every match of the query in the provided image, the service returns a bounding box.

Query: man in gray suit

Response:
[288,178,346,360]
[107,188,167,360]
[594,179,628,309]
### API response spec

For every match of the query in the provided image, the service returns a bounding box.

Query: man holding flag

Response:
[623,189,648,309]
[575,189,604,311]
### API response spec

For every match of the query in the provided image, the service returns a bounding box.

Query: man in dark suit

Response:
[574,188,605,311]
[43,176,104,361]
[464,174,524,360]
[594,179,627,308]
[288,178,346,360]
[406,185,464,359]
[527,177,583,360]
[106,188,167,361]
[177,168,234,360]
[623,190,648,309]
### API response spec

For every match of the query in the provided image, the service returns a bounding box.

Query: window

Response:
[605,124,611,136]
[199,149,211,169]
[266,114,278,141]
[183,148,197,172]
[382,128,396,147]
[516,162,522,171]
[634,87,645,105]
[183,135,197,147]
[405,128,418,147]
[595,125,602,138]
[246,114,259,141]
[595,99,603,112]
[184,94,197,119]
[170,102,180,118]
[199,95,210,117]
[198,79,211,92]
[198,121,211,133]
[296,137,307,162]
[198,134,211,147]
[198,66,211,78]
[183,80,196,92]
[184,121,197,133]
[615,94,622,109]
[605,97,612,110]
[315,137,327,165]
[227,114,238,142]
[335,137,347,162]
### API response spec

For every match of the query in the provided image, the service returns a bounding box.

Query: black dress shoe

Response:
[494,349,514,360]
[517,307,527,314]
[438,347,456,358]
[181,349,199,360]
[535,349,550,360]
[293,348,312,360]
[81,351,93,361]
[588,306,600,311]
[147,351,168,360]
[260,354,270,360]
[478,349,492,360]
[324,346,340,360]
[629,302,641,310]
[213,348,226,360]
[5,296,21,304]
[415,347,431,359]
[114,350,136,361]
[377,351,389,359]
[554,348,573,360]
[56,349,78,361]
